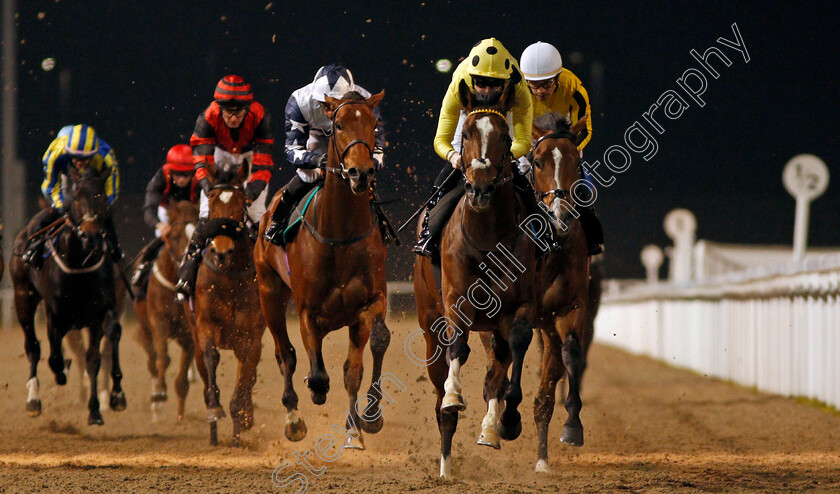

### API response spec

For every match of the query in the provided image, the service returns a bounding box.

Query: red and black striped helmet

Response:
[214,75,253,109]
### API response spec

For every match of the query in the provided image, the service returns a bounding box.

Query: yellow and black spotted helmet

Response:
[466,38,515,81]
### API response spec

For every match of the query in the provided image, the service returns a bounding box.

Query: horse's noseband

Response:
[325,100,375,182]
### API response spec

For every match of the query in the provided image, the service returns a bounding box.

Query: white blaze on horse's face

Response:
[219,191,233,204]
[476,115,494,159]
[552,148,563,188]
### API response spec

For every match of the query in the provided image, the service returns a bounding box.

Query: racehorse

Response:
[9,161,126,425]
[413,80,537,479]
[185,162,264,446]
[254,90,391,450]
[135,200,198,420]
[529,112,592,472]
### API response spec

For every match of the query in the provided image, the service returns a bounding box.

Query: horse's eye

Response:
[335,122,343,131]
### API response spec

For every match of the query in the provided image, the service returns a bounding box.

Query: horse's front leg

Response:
[498,306,533,441]
[357,296,391,434]
[559,305,587,446]
[86,320,105,425]
[342,321,371,450]
[46,313,69,386]
[300,311,330,405]
[477,332,511,449]
[105,310,126,411]
[441,321,470,413]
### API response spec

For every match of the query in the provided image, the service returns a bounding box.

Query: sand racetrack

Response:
[0,316,838,493]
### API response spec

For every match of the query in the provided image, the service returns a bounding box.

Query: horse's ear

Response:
[205,161,218,183]
[497,80,516,114]
[366,90,384,109]
[321,95,340,119]
[571,114,588,138]
[236,159,250,184]
[458,79,473,111]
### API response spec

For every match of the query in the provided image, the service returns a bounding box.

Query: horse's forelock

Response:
[534,111,571,133]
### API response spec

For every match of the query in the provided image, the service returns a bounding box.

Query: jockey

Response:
[130,144,199,299]
[175,75,275,299]
[413,38,561,258]
[22,124,122,268]
[520,41,603,255]
[263,64,395,246]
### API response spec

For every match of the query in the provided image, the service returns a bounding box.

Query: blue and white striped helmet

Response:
[311,64,355,102]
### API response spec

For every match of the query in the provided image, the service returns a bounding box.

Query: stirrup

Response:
[131,263,148,286]
[174,280,192,302]
[413,236,435,258]
[588,243,604,256]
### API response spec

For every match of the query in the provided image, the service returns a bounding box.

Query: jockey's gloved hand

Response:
[245,180,266,202]
[198,177,211,195]
[517,155,532,175]
[313,152,329,169]
[447,151,461,169]
[373,147,385,170]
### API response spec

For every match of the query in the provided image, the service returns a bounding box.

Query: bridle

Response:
[533,130,578,205]
[324,100,375,182]
[460,108,514,190]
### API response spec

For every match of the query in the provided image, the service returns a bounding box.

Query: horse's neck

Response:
[316,172,373,237]
[461,185,519,244]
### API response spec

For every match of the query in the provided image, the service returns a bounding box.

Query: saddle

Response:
[281,185,321,245]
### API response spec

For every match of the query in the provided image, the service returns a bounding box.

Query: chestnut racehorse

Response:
[413,80,537,479]
[255,90,390,450]
[135,200,198,420]
[529,112,592,473]
[186,162,264,446]
[9,162,126,425]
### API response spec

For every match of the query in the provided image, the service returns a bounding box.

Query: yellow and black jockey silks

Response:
[530,68,593,150]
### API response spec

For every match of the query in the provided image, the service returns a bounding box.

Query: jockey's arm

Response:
[142,168,166,228]
[569,83,593,150]
[284,95,321,170]
[41,137,68,210]
[190,112,218,184]
[102,150,119,206]
[433,82,463,161]
[510,81,534,159]
[248,108,274,187]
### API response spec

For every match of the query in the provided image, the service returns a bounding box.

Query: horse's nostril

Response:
[366,168,374,176]
[465,183,474,193]
[347,168,360,179]
[486,185,496,195]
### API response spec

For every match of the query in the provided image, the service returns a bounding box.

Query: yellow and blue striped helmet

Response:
[63,124,99,157]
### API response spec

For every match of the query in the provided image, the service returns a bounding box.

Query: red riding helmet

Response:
[166,144,194,172]
[214,75,253,110]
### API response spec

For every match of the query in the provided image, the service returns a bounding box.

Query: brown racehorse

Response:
[528,112,592,473]
[135,200,198,420]
[254,90,390,450]
[9,162,126,425]
[413,80,537,479]
[185,162,264,446]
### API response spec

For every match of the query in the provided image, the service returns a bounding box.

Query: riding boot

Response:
[264,193,296,246]
[22,207,63,269]
[513,172,561,254]
[102,214,124,262]
[413,166,462,258]
[131,237,165,299]
[576,205,604,256]
[175,219,209,301]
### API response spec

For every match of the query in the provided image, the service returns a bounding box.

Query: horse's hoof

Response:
[441,392,466,413]
[310,391,327,405]
[344,434,365,450]
[26,400,42,417]
[109,391,127,411]
[561,425,584,447]
[284,411,307,442]
[206,406,226,422]
[151,390,167,403]
[498,415,522,441]
[88,411,105,426]
[535,459,550,473]
[476,427,501,449]
[360,414,384,434]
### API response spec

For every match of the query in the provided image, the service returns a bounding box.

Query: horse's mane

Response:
[533,111,571,133]
[341,90,366,101]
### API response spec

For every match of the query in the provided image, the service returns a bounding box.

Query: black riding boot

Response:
[264,175,318,246]
[513,172,561,254]
[21,207,63,269]
[577,205,604,256]
[131,237,165,299]
[175,219,209,301]
[413,166,462,258]
[103,214,124,262]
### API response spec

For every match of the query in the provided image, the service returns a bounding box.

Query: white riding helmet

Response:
[520,42,563,81]
[311,64,355,102]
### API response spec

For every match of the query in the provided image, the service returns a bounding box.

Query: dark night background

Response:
[8,1,839,280]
